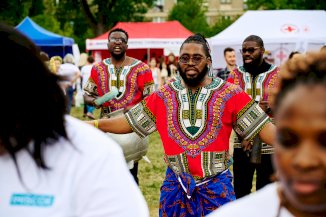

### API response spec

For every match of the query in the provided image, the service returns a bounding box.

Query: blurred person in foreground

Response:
[215,47,237,80]
[208,51,326,217]
[0,23,149,217]
[83,28,154,184]
[227,35,280,198]
[288,51,301,60]
[86,33,276,217]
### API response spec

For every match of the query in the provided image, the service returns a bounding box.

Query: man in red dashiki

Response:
[227,35,280,199]
[83,28,154,184]
[86,34,276,217]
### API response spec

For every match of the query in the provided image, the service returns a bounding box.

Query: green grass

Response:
[71,106,256,217]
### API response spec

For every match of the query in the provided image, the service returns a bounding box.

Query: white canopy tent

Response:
[209,10,326,69]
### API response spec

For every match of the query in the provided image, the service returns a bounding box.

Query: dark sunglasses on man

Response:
[240,47,261,54]
[179,55,205,65]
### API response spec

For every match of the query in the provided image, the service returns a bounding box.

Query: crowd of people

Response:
[1,21,326,217]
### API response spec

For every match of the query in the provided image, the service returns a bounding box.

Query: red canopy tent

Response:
[86,21,193,62]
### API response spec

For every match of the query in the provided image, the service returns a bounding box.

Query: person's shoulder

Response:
[207,183,280,217]
[129,57,151,71]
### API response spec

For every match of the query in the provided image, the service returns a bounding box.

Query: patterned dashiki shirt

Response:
[84,58,154,117]
[125,77,271,216]
[227,64,279,154]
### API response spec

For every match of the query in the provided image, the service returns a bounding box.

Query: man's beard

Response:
[178,64,209,87]
[243,53,263,71]
[110,50,125,60]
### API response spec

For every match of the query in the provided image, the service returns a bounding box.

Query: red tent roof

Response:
[94,21,193,40]
[86,21,193,50]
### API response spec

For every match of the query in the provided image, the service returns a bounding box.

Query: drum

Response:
[105,109,149,163]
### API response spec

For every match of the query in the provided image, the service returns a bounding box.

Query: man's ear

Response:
[207,56,212,64]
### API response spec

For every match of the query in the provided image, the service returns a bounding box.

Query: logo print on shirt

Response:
[10,193,54,207]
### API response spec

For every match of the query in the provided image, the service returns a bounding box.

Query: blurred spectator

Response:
[81,56,95,119]
[263,50,275,65]
[288,51,301,60]
[49,56,62,74]
[167,52,178,79]
[215,47,237,80]
[58,54,81,114]
[321,45,326,52]
[149,57,162,90]
[78,53,88,69]
[160,61,169,85]
[39,51,49,68]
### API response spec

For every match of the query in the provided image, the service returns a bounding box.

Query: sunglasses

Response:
[109,38,127,44]
[240,47,261,54]
[179,55,205,65]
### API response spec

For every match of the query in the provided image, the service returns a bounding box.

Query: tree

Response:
[168,0,210,36]
[79,0,153,35]
[0,0,31,25]
[32,0,70,36]
[246,0,326,10]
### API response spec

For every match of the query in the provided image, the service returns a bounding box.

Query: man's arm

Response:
[84,94,97,107]
[258,122,276,146]
[86,115,133,134]
[241,122,276,151]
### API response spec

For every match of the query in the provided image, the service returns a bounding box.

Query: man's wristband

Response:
[94,120,99,128]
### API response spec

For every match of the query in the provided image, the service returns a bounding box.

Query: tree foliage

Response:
[168,0,210,36]
[0,0,31,25]
[0,0,153,51]
[246,0,326,10]
[168,0,237,38]
[79,0,153,35]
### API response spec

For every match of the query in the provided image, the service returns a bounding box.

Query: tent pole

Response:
[147,48,150,63]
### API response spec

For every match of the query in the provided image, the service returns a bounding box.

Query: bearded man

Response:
[227,35,280,199]
[86,34,276,216]
[83,28,154,184]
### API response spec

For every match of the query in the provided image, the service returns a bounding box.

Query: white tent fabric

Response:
[209,10,326,69]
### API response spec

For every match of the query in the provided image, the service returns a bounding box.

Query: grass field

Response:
[71,105,256,217]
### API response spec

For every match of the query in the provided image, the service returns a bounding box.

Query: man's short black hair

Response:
[243,35,264,48]
[108,28,129,42]
[224,47,235,56]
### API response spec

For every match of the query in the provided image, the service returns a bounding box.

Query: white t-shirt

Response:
[0,116,149,217]
[58,63,80,85]
[81,64,93,88]
[207,183,293,217]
